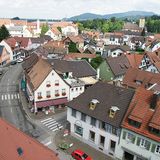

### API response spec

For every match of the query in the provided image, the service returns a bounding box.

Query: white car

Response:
[17,58,24,63]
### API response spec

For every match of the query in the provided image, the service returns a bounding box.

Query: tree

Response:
[68,42,79,53]
[90,56,103,69]
[0,25,10,42]
[77,22,84,34]
[57,26,62,33]
[40,23,49,36]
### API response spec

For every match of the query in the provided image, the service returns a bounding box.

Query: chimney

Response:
[150,92,160,110]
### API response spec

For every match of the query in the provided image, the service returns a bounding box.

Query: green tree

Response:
[40,23,49,36]
[57,26,62,33]
[90,56,103,69]
[77,22,84,34]
[0,25,10,42]
[68,42,79,53]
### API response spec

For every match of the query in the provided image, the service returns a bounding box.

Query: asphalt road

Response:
[0,64,38,134]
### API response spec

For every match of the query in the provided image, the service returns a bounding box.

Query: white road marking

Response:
[17,93,20,99]
[8,94,10,100]
[11,94,14,99]
[1,95,4,100]
[14,94,17,99]
[41,118,52,123]
[4,95,7,100]
[44,141,52,146]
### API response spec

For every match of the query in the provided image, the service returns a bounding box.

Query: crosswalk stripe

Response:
[17,93,20,99]
[42,119,55,124]
[5,95,7,100]
[47,122,58,128]
[14,94,17,99]
[44,121,57,127]
[41,118,52,123]
[8,94,10,100]
[41,118,63,132]
[1,95,4,100]
[11,94,14,99]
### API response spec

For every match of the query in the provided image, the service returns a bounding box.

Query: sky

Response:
[0,0,160,19]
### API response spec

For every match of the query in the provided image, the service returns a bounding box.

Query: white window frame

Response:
[140,138,147,148]
[155,145,160,154]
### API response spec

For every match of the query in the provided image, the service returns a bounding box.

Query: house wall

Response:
[67,107,120,157]
[115,128,160,160]
[98,61,114,81]
[69,86,85,101]
[62,26,78,36]
[34,70,70,105]
[45,29,62,41]
[0,41,13,61]
[0,47,10,65]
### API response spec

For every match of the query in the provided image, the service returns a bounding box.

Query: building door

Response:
[110,140,116,152]
[124,151,134,160]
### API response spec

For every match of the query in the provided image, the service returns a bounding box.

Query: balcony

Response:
[46,84,51,87]
[62,92,66,96]
[55,93,60,97]
[37,96,42,99]
[46,95,51,98]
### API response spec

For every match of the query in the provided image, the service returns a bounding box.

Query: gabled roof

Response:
[64,53,96,60]
[123,22,142,31]
[30,37,46,44]
[0,45,4,55]
[14,37,30,48]
[126,54,143,69]
[22,53,39,73]
[52,21,77,28]
[0,118,59,160]
[123,68,160,89]
[47,59,97,78]
[27,58,52,91]
[122,87,160,142]
[106,55,131,76]
[67,82,134,128]
[5,37,17,49]
[51,27,61,35]
[64,36,84,44]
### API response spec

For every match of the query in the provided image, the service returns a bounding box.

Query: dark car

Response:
[71,149,92,160]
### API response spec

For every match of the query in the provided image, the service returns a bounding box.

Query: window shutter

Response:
[136,137,141,146]
[151,144,156,153]
[131,136,136,144]
[146,141,151,151]
[122,131,126,139]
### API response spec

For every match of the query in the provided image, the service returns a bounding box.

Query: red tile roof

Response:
[122,87,160,142]
[123,68,160,89]
[126,54,143,69]
[14,37,30,48]
[5,37,17,49]
[64,53,96,60]
[0,118,59,160]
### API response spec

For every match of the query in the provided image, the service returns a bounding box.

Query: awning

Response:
[79,77,98,85]
[36,98,68,108]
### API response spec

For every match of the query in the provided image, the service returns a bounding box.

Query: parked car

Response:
[11,60,17,65]
[17,58,24,63]
[71,149,92,160]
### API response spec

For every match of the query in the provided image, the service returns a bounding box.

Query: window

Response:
[71,88,74,92]
[155,145,160,154]
[55,90,59,97]
[140,139,147,148]
[37,92,42,99]
[99,121,106,130]
[55,80,59,86]
[110,140,116,152]
[46,91,51,98]
[74,124,83,136]
[90,117,96,126]
[46,81,51,87]
[76,88,78,91]
[72,109,76,117]
[149,127,160,137]
[81,113,86,122]
[126,133,135,143]
[80,87,82,91]
[89,130,95,142]
[129,119,141,128]
[62,89,66,96]
[99,135,105,147]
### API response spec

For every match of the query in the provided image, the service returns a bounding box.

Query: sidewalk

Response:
[54,129,113,160]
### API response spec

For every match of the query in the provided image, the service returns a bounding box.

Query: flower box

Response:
[55,93,60,97]
[37,96,42,99]
[55,83,59,86]
[46,95,51,98]
[62,93,66,96]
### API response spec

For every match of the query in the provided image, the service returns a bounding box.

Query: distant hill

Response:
[67,11,156,21]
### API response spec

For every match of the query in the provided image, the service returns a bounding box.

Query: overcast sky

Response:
[0,0,159,19]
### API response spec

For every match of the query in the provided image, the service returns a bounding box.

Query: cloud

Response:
[0,0,159,19]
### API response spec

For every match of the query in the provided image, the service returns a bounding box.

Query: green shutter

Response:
[131,136,136,144]
[151,144,156,153]
[146,141,151,151]
[122,131,126,139]
[136,137,141,146]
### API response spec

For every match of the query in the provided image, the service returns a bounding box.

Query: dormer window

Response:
[128,119,141,128]
[109,106,119,118]
[89,99,99,110]
[149,127,160,137]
